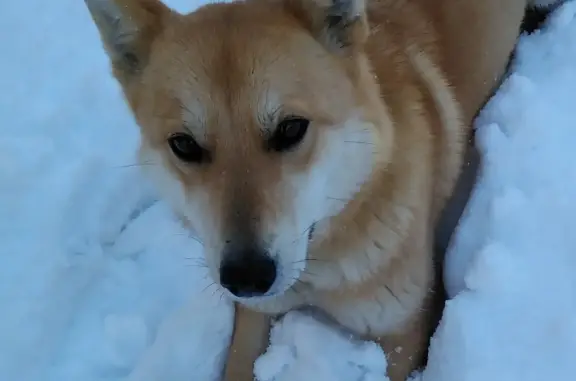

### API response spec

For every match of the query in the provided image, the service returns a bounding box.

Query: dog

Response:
[84,0,560,379]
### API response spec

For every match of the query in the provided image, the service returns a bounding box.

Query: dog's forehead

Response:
[141,7,356,145]
[161,7,343,93]
[151,27,322,127]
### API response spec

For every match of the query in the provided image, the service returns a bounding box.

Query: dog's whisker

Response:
[182,256,204,261]
[111,162,160,169]
[182,256,207,267]
[327,196,351,203]
[218,289,227,304]
[199,279,227,303]
[159,231,205,246]
[184,263,209,269]
[290,259,313,265]
[185,233,205,246]
[343,140,375,145]
[184,262,206,269]
[211,285,223,300]
[201,281,217,295]
[291,221,321,244]
[385,285,403,306]
[290,258,327,266]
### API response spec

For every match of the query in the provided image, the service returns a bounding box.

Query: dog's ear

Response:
[85,0,173,76]
[284,0,368,54]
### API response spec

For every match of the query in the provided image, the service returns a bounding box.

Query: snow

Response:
[0,0,575,380]
[254,312,389,381]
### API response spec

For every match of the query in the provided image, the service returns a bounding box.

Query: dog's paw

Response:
[254,311,389,381]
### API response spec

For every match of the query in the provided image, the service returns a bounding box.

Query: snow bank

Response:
[433,3,576,380]
[0,0,575,381]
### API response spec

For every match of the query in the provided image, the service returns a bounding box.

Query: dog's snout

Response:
[219,249,277,298]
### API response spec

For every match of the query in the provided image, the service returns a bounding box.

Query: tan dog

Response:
[85,0,558,379]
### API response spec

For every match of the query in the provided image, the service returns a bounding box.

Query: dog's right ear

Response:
[283,0,368,55]
[85,0,173,76]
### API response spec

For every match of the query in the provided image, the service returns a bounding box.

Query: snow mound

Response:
[255,311,393,381]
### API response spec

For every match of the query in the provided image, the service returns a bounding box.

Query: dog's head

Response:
[87,0,394,302]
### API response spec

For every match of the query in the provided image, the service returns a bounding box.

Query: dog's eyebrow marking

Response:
[179,98,209,143]
[256,86,283,135]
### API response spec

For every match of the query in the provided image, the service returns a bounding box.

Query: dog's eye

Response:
[268,117,310,152]
[168,133,209,163]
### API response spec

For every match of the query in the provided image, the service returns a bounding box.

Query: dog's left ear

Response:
[84,0,173,78]
[284,0,368,54]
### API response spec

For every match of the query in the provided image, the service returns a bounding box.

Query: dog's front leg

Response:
[223,303,271,381]
[371,288,443,381]
[372,313,430,381]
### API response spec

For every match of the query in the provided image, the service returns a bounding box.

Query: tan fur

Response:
[85,0,542,379]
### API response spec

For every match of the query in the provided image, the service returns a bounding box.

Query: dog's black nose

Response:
[219,250,277,297]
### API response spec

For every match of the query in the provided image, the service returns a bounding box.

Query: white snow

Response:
[0,0,575,381]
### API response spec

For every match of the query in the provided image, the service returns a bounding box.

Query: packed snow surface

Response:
[1,1,576,380]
